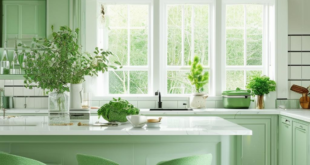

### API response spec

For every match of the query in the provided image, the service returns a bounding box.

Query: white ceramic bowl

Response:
[146,122,161,128]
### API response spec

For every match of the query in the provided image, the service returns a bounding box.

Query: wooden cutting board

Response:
[300,93,310,109]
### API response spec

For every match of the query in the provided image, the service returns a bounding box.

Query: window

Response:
[160,2,213,95]
[98,2,152,95]
[223,3,273,90]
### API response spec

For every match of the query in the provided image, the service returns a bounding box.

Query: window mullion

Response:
[243,5,247,67]
[127,5,130,94]
[181,5,185,66]
[191,5,195,61]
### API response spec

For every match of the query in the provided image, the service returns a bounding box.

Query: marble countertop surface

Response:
[2,108,310,122]
[0,116,252,136]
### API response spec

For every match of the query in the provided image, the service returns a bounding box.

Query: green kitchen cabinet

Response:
[2,0,46,47]
[279,116,292,165]
[292,121,308,165]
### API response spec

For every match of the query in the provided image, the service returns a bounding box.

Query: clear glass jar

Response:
[256,95,265,109]
[11,51,21,74]
[1,50,10,75]
[48,92,70,124]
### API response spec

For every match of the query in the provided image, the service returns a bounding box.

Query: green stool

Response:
[157,154,212,165]
[0,152,46,165]
[76,154,119,165]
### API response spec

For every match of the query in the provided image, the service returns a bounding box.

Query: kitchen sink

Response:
[150,109,193,111]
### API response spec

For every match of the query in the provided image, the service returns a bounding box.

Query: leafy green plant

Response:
[97,98,140,122]
[22,26,121,93]
[187,56,209,93]
[246,75,276,96]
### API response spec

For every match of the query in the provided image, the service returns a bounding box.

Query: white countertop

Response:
[0,116,252,136]
[2,108,310,122]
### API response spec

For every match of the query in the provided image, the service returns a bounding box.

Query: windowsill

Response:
[91,95,223,101]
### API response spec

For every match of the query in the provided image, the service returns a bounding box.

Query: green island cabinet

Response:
[145,114,279,165]
[279,115,309,165]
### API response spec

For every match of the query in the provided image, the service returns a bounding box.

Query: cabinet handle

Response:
[285,119,290,123]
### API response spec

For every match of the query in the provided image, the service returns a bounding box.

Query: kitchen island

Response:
[0,116,251,165]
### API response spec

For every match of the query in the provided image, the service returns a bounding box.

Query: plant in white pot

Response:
[187,56,209,109]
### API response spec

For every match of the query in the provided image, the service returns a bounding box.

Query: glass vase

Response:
[256,95,264,109]
[48,92,70,125]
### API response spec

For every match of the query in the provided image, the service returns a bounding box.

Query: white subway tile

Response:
[302,36,310,50]
[289,66,302,79]
[34,87,44,96]
[42,98,48,109]
[34,98,42,109]
[302,66,310,79]
[23,87,34,96]
[99,101,109,106]
[13,80,24,85]
[4,87,13,96]
[13,98,25,109]
[137,101,155,109]
[302,53,310,64]
[206,101,216,108]
[4,80,13,85]
[289,53,301,64]
[91,101,100,107]
[216,101,224,108]
[128,101,138,107]
[13,87,24,96]
[290,36,302,50]
[162,101,177,109]
[26,98,35,109]
[177,101,189,109]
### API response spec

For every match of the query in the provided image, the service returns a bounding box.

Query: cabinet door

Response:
[227,117,273,165]
[293,122,308,165]
[279,117,292,165]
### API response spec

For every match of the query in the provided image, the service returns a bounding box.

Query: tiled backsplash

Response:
[1,80,257,110]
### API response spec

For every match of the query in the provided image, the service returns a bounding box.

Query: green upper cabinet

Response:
[3,0,46,47]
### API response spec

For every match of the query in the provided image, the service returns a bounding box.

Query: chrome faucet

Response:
[155,90,162,108]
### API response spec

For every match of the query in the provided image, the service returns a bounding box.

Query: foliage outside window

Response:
[100,4,150,95]
[225,4,265,90]
[165,4,210,95]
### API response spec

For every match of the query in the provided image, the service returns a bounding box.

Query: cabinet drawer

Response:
[281,117,292,126]
[294,122,308,132]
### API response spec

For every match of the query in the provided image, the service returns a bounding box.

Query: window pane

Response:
[130,29,148,65]
[226,70,244,90]
[194,5,209,66]
[108,29,128,65]
[226,5,244,66]
[109,71,128,94]
[246,5,263,65]
[108,5,128,27]
[130,5,148,27]
[246,70,262,83]
[167,5,182,66]
[184,5,192,66]
[130,71,148,94]
[167,71,209,94]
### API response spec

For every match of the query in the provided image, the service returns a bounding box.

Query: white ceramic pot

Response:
[70,83,83,109]
[189,93,208,109]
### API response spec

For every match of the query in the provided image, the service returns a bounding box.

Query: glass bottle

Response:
[11,51,21,74]
[1,50,10,75]
[21,53,27,74]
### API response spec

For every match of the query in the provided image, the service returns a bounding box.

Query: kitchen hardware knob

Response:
[285,119,290,123]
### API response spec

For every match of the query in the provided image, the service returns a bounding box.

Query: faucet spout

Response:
[155,90,162,108]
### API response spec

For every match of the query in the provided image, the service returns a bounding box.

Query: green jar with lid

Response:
[222,88,251,109]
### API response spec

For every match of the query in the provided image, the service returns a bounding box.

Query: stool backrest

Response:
[76,154,119,165]
[157,154,212,165]
[0,152,46,165]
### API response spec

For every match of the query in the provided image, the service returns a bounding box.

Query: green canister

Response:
[222,88,251,109]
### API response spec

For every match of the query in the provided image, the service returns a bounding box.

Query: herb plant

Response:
[22,26,120,93]
[97,98,140,122]
[246,75,276,96]
[187,56,209,93]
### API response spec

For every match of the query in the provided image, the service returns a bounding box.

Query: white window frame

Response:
[159,0,216,96]
[97,0,154,96]
[221,0,275,91]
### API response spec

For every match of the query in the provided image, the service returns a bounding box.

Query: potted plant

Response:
[23,26,120,123]
[187,56,209,108]
[246,75,276,109]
